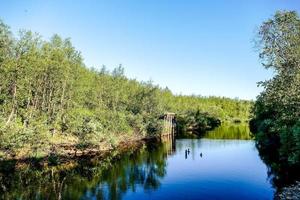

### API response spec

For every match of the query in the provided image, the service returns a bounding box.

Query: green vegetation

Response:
[176,110,221,134]
[0,141,168,200]
[250,11,300,181]
[177,123,252,140]
[204,123,252,140]
[0,20,165,159]
[0,19,251,160]
[162,93,252,123]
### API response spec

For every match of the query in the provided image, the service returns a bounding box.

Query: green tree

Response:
[251,11,300,171]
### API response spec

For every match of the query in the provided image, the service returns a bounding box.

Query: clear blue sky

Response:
[1,0,300,100]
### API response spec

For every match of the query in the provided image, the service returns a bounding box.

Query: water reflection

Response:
[0,125,275,200]
[161,133,176,156]
[176,123,252,140]
[203,123,253,140]
[0,143,168,200]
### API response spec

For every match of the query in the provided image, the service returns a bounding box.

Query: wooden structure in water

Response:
[161,112,176,155]
[161,112,176,139]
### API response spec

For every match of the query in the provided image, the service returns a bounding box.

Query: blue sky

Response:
[1,0,300,100]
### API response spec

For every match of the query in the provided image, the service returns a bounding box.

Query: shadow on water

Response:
[0,142,169,200]
[205,124,299,189]
[255,139,300,189]
[0,124,287,200]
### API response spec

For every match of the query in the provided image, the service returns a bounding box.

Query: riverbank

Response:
[0,134,160,170]
[1,126,276,199]
[276,181,300,200]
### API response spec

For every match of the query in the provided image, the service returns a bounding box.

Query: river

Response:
[0,124,276,200]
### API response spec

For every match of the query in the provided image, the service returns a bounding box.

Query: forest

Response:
[250,11,300,181]
[0,19,252,160]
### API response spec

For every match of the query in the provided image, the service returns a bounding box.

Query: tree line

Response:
[250,11,300,184]
[0,20,251,159]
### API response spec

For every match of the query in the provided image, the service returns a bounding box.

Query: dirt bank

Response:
[0,135,160,170]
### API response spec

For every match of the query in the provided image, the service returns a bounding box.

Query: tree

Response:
[251,11,300,171]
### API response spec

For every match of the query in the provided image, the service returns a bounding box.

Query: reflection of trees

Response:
[0,142,168,200]
[255,141,300,189]
[203,124,253,140]
[0,165,69,200]
[161,134,176,156]
[176,124,252,140]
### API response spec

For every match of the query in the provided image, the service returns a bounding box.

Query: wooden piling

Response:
[161,112,176,139]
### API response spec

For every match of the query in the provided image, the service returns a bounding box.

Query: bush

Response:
[0,121,51,157]
[176,110,221,134]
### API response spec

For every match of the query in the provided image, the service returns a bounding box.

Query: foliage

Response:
[0,20,166,157]
[250,11,300,180]
[0,142,168,200]
[0,19,251,159]
[176,110,221,134]
[160,89,252,122]
[203,123,253,140]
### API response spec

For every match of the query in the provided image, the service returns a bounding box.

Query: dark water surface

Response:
[0,124,275,200]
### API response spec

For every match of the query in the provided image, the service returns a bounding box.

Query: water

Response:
[0,124,275,200]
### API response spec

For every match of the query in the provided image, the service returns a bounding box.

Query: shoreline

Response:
[0,135,161,170]
[1,129,300,199]
[276,181,300,200]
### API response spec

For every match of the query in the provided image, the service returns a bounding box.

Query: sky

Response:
[1,0,300,100]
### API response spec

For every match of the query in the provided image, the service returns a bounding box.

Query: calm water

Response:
[0,124,275,200]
